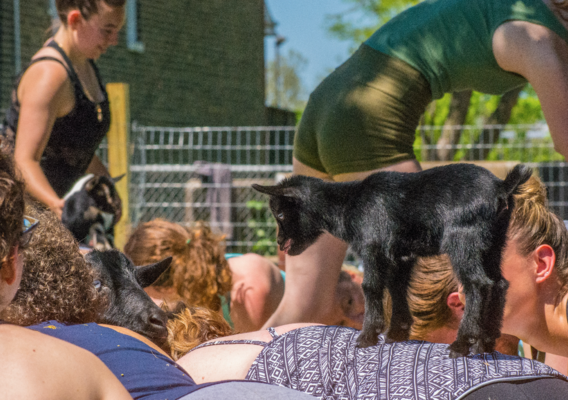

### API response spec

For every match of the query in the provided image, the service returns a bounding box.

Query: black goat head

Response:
[85,249,172,347]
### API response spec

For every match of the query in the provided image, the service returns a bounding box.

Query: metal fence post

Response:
[106,82,130,250]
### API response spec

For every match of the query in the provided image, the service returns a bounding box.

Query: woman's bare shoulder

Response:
[493,20,567,75]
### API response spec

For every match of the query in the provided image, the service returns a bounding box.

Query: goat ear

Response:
[135,257,173,288]
[85,176,99,191]
[252,184,301,198]
[112,174,126,184]
[252,184,278,195]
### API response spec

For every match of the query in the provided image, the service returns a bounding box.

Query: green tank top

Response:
[365,0,568,99]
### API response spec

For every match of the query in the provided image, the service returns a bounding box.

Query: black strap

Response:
[45,40,79,81]
[46,40,107,102]
[26,56,72,76]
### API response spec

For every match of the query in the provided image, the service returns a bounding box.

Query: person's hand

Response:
[49,198,66,220]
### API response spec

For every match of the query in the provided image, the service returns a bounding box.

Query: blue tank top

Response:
[1,40,111,197]
[28,321,200,400]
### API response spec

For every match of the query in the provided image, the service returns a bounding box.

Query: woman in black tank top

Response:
[0,0,125,219]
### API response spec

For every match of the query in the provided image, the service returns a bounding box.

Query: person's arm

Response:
[493,21,568,159]
[228,254,284,332]
[0,325,132,400]
[13,60,73,219]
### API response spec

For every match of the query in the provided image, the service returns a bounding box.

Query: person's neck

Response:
[144,286,179,307]
[52,27,89,68]
[420,325,458,345]
[520,281,568,356]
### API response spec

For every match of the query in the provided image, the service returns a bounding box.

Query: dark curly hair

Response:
[0,202,107,325]
[124,220,233,312]
[0,152,24,269]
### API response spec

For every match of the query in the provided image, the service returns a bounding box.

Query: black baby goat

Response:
[253,163,532,357]
[62,174,124,250]
[86,249,172,347]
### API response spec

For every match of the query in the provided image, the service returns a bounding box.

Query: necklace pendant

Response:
[96,105,103,122]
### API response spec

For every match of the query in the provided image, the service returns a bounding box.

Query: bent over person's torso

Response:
[245,325,567,400]
[364,0,568,99]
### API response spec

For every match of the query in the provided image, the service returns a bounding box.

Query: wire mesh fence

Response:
[2,121,567,254]
[127,122,568,254]
[128,124,295,254]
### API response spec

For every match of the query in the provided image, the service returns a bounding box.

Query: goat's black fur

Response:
[86,249,172,346]
[253,163,532,357]
[62,174,124,249]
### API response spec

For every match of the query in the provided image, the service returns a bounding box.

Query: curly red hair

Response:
[124,219,233,312]
[166,305,233,360]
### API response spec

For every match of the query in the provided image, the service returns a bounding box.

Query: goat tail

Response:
[503,164,533,197]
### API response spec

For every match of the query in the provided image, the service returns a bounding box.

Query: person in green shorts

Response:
[264,0,568,328]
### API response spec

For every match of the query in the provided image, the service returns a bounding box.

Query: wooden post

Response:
[106,83,130,251]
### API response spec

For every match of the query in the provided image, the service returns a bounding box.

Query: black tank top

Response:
[1,40,111,197]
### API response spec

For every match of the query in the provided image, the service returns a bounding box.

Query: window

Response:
[127,0,144,52]
[48,0,59,34]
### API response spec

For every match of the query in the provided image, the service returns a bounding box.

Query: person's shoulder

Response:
[273,323,325,335]
[493,20,567,75]
[19,48,71,96]
[0,324,131,399]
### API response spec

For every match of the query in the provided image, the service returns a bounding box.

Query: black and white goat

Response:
[62,174,124,250]
[86,249,172,347]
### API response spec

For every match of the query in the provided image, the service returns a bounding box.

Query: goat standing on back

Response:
[254,163,532,357]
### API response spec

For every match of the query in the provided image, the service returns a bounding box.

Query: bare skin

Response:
[227,254,285,332]
[493,1,568,159]
[13,3,124,218]
[498,240,568,358]
[146,253,365,332]
[178,292,462,384]
[0,325,132,400]
[458,238,568,372]
[0,240,130,399]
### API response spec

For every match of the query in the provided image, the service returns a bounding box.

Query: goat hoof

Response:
[357,332,378,348]
[448,349,465,359]
[448,341,470,358]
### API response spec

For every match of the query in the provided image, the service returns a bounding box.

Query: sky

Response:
[264,0,358,100]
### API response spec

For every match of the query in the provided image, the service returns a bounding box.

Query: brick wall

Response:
[1,0,266,127]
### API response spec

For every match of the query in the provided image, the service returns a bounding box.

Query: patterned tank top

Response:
[1,40,110,197]
[192,325,567,400]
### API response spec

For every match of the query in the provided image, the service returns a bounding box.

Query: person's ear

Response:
[67,10,83,28]
[457,284,466,306]
[447,292,465,328]
[534,244,556,284]
[0,246,18,285]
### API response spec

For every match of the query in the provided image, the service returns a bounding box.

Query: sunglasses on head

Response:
[20,216,39,248]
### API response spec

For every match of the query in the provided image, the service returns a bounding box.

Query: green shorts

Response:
[294,45,432,176]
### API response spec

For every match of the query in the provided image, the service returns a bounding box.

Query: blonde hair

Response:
[124,220,233,311]
[553,0,568,20]
[166,306,233,360]
[507,175,568,297]
[407,255,458,340]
